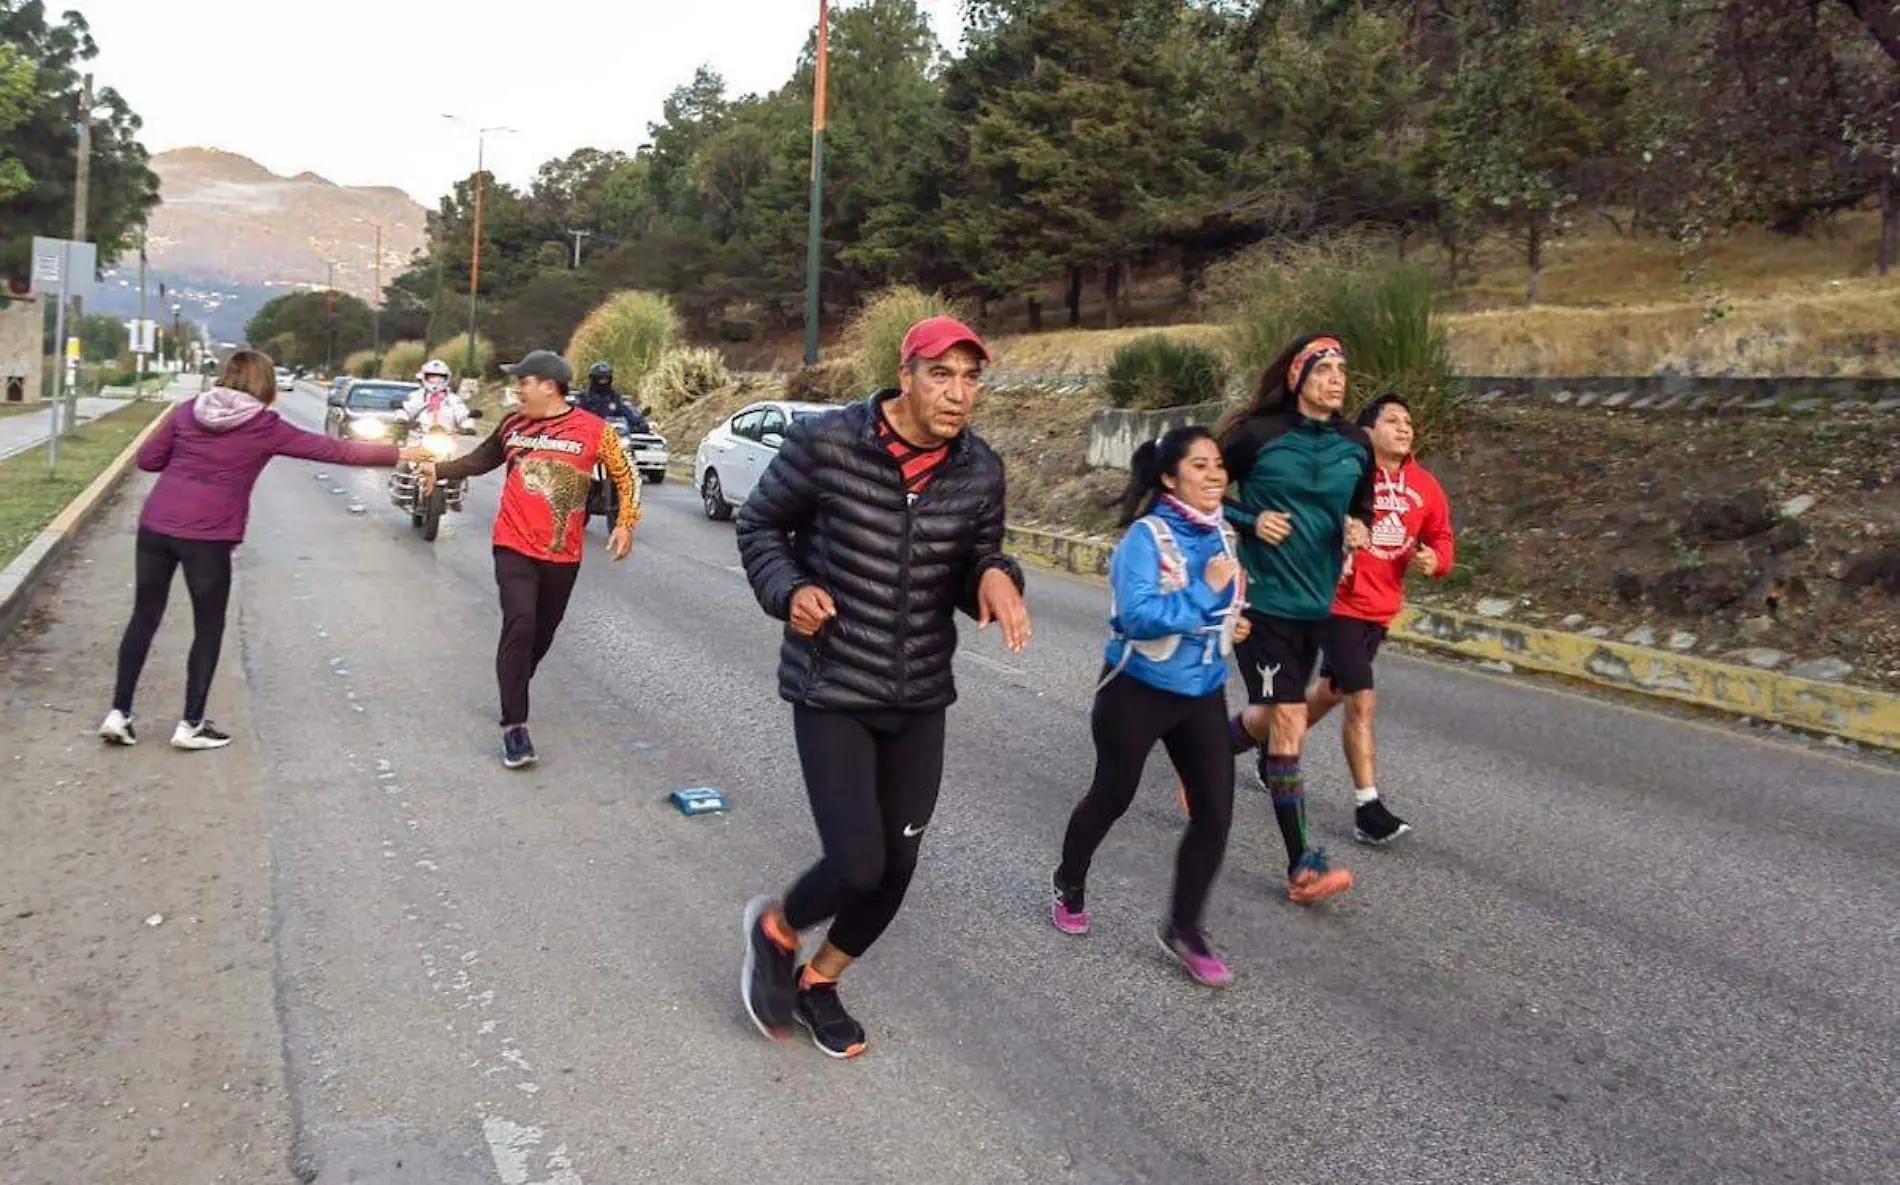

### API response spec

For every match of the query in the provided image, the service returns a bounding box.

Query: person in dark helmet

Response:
[576,361,645,429]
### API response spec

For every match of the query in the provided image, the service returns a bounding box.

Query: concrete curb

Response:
[1001,522,1900,752]
[0,404,172,640]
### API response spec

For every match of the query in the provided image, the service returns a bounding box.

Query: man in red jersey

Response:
[422,349,638,768]
[1311,392,1453,845]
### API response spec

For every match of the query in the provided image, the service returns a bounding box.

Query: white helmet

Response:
[418,359,452,380]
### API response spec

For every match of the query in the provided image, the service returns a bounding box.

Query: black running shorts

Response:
[1318,616,1388,696]
[1235,610,1324,705]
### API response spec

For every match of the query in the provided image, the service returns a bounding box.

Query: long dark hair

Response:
[1114,424,1218,527]
[1214,331,1338,444]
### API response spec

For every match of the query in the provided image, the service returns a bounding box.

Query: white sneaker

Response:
[99,710,137,746]
[170,719,233,751]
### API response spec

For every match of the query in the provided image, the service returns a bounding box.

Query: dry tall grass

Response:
[1448,281,1900,375]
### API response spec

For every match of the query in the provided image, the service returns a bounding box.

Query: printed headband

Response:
[1288,337,1345,395]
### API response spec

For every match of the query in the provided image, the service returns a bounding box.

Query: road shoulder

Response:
[0,472,294,1183]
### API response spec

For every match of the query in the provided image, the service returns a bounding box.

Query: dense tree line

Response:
[0,1,160,296]
[389,0,1900,359]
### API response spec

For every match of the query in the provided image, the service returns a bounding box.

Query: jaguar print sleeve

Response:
[598,423,641,531]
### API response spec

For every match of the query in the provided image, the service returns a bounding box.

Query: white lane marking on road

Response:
[483,1117,584,1185]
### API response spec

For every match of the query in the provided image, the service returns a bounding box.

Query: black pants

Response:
[494,547,580,727]
[1057,673,1236,932]
[782,706,947,959]
[112,528,236,724]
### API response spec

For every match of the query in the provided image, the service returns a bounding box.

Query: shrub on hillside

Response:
[1103,336,1228,410]
[433,333,494,380]
[566,290,679,393]
[379,341,426,381]
[343,349,379,378]
[1202,232,1462,445]
[785,359,859,404]
[639,347,730,415]
[842,285,971,394]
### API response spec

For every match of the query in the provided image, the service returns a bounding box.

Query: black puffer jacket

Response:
[736,392,1025,712]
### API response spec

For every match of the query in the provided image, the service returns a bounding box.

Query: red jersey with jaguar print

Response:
[432,408,640,564]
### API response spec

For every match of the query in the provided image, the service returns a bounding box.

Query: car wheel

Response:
[701,470,733,522]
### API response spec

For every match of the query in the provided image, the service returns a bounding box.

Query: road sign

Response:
[126,318,157,354]
[29,237,96,301]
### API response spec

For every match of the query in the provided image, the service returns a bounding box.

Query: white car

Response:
[275,366,295,392]
[693,399,835,521]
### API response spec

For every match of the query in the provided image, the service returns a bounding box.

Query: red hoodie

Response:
[1332,456,1454,626]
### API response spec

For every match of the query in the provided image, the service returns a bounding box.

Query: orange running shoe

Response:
[1286,849,1354,904]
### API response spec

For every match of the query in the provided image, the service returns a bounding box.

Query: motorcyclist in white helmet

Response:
[403,359,474,433]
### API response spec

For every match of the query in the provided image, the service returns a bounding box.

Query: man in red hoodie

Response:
[1312,393,1454,845]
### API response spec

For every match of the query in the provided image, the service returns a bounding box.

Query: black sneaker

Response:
[793,969,867,1059]
[501,726,537,769]
[1353,799,1413,846]
[740,896,797,1041]
[170,719,232,751]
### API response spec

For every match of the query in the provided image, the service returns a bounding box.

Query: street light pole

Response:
[802,0,830,367]
[444,117,516,382]
[325,259,338,375]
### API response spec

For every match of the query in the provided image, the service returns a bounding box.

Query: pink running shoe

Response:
[1051,872,1090,935]
[1156,923,1232,988]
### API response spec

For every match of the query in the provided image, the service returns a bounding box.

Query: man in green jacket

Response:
[1217,333,1373,904]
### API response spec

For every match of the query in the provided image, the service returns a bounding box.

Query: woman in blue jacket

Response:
[1050,425,1251,987]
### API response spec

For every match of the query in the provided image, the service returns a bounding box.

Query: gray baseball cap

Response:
[501,349,573,386]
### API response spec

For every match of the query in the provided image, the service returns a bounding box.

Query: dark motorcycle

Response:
[586,415,640,531]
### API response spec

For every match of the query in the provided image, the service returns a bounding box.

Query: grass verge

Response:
[0,400,169,570]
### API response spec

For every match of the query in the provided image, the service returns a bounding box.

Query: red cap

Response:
[900,315,989,366]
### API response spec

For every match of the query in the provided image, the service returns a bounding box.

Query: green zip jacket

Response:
[1221,410,1376,621]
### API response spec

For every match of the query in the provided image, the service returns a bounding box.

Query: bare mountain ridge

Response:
[146,148,428,302]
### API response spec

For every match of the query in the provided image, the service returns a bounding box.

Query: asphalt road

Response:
[237,384,1897,1184]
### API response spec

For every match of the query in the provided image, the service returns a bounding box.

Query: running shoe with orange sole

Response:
[1287,849,1354,904]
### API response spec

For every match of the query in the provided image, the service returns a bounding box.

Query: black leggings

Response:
[1057,673,1235,932]
[494,546,581,727]
[782,706,947,959]
[112,528,236,724]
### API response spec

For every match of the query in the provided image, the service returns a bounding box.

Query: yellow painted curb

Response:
[1002,523,1900,752]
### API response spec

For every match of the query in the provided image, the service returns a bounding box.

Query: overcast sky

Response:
[79,0,967,206]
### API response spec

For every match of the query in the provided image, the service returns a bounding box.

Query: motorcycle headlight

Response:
[424,434,456,460]
[348,418,388,440]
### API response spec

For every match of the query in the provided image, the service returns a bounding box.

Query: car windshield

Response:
[347,384,413,411]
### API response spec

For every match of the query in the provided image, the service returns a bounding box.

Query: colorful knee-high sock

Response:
[1260,752,1307,874]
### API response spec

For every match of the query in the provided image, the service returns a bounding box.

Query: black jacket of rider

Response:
[578,384,646,430]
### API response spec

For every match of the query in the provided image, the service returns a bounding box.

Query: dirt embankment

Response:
[654,381,1900,691]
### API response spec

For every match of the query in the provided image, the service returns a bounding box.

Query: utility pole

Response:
[135,232,148,396]
[371,222,383,374]
[63,72,93,438]
[325,259,337,375]
[802,0,830,366]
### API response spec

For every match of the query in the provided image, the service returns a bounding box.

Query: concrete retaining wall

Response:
[1084,402,1224,470]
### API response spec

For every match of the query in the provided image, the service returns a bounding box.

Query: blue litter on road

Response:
[670,787,728,816]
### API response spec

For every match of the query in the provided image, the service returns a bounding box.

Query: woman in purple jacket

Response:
[99,349,429,751]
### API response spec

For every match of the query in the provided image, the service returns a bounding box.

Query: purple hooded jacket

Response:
[137,387,401,542]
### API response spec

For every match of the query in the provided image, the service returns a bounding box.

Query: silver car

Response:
[693,400,835,521]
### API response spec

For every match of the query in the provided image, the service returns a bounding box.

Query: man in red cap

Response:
[735,314,1030,1059]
